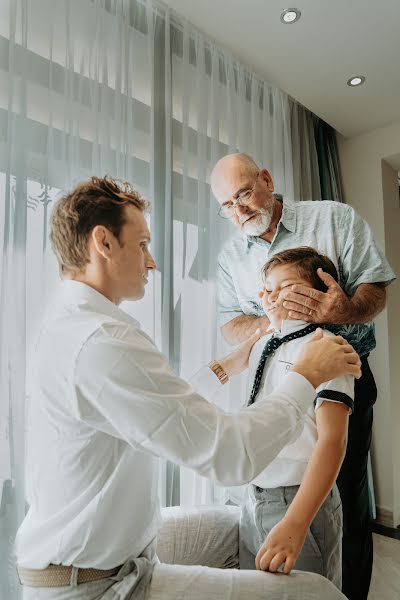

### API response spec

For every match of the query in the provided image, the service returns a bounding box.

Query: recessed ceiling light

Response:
[280,8,301,24]
[347,76,366,87]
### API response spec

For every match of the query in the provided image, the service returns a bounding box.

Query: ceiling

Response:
[162,0,400,138]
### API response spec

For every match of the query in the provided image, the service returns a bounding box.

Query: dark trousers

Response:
[337,355,377,600]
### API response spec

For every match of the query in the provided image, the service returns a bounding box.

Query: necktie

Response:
[248,323,321,406]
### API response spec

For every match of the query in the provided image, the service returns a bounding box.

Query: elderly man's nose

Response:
[235,203,249,214]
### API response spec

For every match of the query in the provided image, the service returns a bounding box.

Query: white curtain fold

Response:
[0,1,323,596]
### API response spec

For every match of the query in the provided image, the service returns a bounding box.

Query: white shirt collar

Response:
[273,319,309,337]
[52,280,140,329]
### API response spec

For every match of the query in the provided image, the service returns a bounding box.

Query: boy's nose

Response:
[269,290,279,303]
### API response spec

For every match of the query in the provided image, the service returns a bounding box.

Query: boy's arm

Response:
[255,400,349,574]
[221,314,270,345]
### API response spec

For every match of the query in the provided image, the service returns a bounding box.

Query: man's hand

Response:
[282,269,352,324]
[218,328,266,378]
[255,517,307,574]
[291,328,361,388]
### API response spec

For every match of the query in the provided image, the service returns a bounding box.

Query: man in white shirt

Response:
[16,176,361,600]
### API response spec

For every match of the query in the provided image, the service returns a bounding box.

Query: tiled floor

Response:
[369,533,400,599]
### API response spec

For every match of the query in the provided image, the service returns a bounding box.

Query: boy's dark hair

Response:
[261,246,338,292]
[50,176,149,274]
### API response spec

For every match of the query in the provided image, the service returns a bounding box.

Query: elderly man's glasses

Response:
[218,172,259,218]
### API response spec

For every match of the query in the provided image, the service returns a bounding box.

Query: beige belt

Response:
[17,563,121,587]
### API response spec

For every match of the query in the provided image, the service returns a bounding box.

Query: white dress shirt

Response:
[247,320,354,489]
[16,282,316,570]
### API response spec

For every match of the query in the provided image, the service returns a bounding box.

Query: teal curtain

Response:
[314,119,344,202]
[290,101,344,202]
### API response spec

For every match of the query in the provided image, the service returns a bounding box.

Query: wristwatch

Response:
[208,360,229,385]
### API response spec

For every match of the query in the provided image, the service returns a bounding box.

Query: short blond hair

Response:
[50,176,149,273]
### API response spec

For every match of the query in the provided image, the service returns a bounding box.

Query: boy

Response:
[240,247,354,590]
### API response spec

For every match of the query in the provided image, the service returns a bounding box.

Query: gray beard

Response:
[241,207,274,236]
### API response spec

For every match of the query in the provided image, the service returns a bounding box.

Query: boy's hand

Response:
[255,517,308,574]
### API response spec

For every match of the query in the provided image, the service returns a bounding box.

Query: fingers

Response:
[255,545,270,570]
[343,343,356,352]
[257,547,278,572]
[286,285,325,302]
[268,551,288,573]
[347,363,362,379]
[332,339,362,376]
[283,296,319,312]
[317,268,339,288]
[310,328,324,340]
[288,310,312,320]
[328,337,361,361]
[345,352,361,364]
[283,555,296,574]
[333,338,360,361]
[337,342,361,377]
[284,304,315,317]
[283,301,313,313]
[258,548,293,573]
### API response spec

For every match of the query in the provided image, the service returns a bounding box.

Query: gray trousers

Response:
[22,505,346,600]
[240,485,343,590]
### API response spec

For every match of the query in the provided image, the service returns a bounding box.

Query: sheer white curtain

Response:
[168,18,294,506]
[0,0,314,596]
[0,2,161,595]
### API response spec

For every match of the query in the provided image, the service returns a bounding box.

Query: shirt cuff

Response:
[189,365,223,399]
[270,371,316,414]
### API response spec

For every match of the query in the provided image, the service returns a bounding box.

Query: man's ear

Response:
[91,225,113,260]
[260,168,274,192]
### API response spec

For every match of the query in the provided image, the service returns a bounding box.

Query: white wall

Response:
[338,120,400,525]
[381,158,400,526]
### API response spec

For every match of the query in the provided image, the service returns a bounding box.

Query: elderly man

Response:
[15,176,360,600]
[211,153,396,600]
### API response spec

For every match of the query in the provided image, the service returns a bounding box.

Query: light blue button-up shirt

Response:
[217,200,396,356]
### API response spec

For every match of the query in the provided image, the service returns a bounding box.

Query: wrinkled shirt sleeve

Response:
[217,251,244,327]
[73,324,315,487]
[339,205,396,297]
